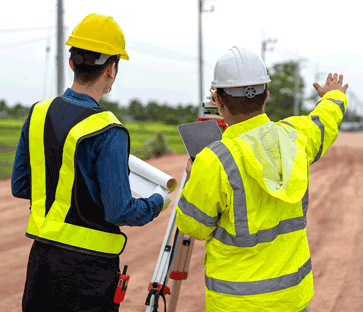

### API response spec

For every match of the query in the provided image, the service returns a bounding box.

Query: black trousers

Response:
[22,240,120,312]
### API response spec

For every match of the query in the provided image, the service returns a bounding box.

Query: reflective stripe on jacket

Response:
[176,90,347,311]
[24,97,128,257]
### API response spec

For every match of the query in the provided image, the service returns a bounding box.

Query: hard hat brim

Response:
[66,36,129,61]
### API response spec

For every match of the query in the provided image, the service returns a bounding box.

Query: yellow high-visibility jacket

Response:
[176,90,347,312]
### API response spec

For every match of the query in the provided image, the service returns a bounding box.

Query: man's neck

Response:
[225,110,263,126]
[70,81,102,102]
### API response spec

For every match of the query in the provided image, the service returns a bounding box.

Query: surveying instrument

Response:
[144,96,227,312]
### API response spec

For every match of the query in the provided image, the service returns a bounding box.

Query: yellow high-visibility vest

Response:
[25,97,128,257]
[176,90,347,311]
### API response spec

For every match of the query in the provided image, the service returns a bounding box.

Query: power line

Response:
[0,26,56,33]
[0,34,55,50]
[127,44,197,63]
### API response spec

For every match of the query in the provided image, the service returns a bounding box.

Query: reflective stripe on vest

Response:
[179,141,309,244]
[310,97,345,164]
[279,120,295,129]
[205,258,312,296]
[26,99,127,256]
[310,115,324,164]
[325,98,345,116]
[178,139,311,295]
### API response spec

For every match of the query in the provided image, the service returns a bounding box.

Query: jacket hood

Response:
[223,115,308,203]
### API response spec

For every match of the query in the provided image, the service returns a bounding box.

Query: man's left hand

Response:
[186,158,193,179]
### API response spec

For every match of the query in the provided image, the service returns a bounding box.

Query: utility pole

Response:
[57,0,64,96]
[293,51,307,116]
[261,31,277,64]
[198,0,215,118]
[314,62,326,84]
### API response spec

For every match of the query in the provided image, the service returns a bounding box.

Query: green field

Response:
[0,118,186,181]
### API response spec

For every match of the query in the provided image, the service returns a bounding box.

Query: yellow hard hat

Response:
[66,13,129,60]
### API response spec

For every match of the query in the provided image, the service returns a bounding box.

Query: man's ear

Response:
[105,62,116,79]
[69,58,74,72]
[215,92,224,109]
[262,90,269,111]
[264,90,269,103]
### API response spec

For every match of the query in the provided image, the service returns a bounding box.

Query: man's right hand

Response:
[313,73,348,98]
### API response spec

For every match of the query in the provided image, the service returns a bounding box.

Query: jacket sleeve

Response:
[93,127,164,227]
[176,148,225,241]
[11,118,31,199]
[277,90,347,165]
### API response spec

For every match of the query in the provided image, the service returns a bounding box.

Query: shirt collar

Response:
[222,113,271,139]
[63,88,100,107]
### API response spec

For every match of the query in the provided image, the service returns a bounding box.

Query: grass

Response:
[0,118,187,181]
[0,118,23,180]
[124,121,186,158]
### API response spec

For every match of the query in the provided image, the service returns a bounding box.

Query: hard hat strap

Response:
[94,53,113,65]
[70,47,114,66]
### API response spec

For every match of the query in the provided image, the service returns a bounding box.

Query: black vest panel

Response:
[26,96,130,235]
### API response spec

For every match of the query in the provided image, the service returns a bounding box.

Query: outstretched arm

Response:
[277,73,348,165]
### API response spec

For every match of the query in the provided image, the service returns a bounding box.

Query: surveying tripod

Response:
[144,100,227,312]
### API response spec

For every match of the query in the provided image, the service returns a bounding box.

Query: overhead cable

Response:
[0,34,55,51]
[0,26,56,33]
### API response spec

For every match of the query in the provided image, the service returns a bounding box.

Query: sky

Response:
[1,0,362,115]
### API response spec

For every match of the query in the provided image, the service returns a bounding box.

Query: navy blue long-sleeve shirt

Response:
[11,88,164,226]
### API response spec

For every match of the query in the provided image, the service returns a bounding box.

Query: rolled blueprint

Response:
[129,154,177,199]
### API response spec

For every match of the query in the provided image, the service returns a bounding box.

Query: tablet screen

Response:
[177,120,222,163]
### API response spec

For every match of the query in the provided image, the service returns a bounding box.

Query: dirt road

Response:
[1,132,362,312]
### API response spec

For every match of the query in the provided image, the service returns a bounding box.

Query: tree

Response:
[146,101,161,122]
[0,100,7,112]
[0,100,8,117]
[7,103,29,118]
[128,98,146,121]
[99,96,123,123]
[265,61,305,121]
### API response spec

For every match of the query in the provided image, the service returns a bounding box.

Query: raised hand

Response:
[313,73,348,98]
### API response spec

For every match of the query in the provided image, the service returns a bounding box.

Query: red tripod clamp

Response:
[170,271,188,280]
[198,117,228,131]
[148,282,171,296]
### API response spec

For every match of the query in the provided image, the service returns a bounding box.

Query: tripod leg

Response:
[145,172,188,312]
[168,236,195,312]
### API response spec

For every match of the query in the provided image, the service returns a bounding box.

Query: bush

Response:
[165,114,180,125]
[143,132,173,158]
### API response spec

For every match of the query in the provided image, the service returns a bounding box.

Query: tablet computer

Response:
[177,120,223,163]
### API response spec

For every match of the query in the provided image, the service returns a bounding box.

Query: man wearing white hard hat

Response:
[176,46,348,312]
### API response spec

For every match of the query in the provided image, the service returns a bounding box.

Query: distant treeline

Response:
[0,101,30,118]
[0,97,198,125]
[100,97,199,125]
[1,60,361,124]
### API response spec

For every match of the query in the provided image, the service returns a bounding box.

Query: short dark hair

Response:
[216,88,267,115]
[69,47,120,84]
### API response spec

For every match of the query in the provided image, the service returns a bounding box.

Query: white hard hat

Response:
[211,46,270,97]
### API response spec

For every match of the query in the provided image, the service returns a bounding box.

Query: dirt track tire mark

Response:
[308,146,355,256]
[307,145,363,311]
[329,157,363,311]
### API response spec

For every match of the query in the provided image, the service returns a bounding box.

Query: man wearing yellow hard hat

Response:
[12,13,171,311]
